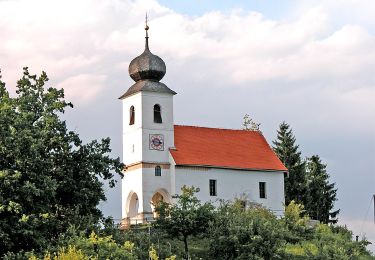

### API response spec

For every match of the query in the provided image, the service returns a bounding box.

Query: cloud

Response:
[1,0,374,102]
[57,74,107,105]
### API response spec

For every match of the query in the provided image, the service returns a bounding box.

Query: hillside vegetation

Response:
[21,191,373,259]
[0,69,372,259]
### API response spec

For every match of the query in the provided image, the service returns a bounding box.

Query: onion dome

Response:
[128,20,166,82]
[120,16,176,99]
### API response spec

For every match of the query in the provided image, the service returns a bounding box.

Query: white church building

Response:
[120,23,287,225]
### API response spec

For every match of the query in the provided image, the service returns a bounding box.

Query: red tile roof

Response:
[170,125,287,172]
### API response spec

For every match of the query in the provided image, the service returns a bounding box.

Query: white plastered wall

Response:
[121,168,143,218]
[142,167,172,213]
[122,93,143,166]
[174,167,285,215]
[141,92,174,163]
[121,91,175,219]
[169,154,177,196]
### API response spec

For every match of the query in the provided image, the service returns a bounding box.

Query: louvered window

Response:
[154,104,162,123]
[129,106,135,125]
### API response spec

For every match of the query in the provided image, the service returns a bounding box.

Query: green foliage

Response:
[0,69,370,259]
[7,199,372,260]
[149,244,159,260]
[0,68,123,256]
[29,246,88,260]
[27,232,137,260]
[283,223,372,259]
[242,114,260,131]
[273,122,306,205]
[283,201,310,231]
[282,201,314,243]
[151,187,372,259]
[154,186,215,259]
[67,231,136,259]
[305,155,339,223]
[281,202,372,259]
[273,122,339,223]
[208,201,288,259]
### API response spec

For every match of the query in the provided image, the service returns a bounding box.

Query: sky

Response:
[0,0,374,252]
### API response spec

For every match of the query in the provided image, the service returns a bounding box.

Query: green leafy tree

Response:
[242,114,260,131]
[28,231,137,260]
[283,223,372,259]
[154,186,215,260]
[282,200,314,243]
[0,68,123,256]
[273,122,306,205]
[282,201,371,259]
[208,201,288,259]
[305,155,339,223]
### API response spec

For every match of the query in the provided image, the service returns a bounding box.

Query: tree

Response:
[154,186,215,259]
[208,201,288,259]
[242,114,260,131]
[273,122,306,205]
[27,231,137,260]
[0,68,123,255]
[273,123,340,223]
[282,202,371,259]
[305,155,339,223]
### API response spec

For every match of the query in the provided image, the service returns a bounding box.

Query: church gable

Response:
[170,125,287,172]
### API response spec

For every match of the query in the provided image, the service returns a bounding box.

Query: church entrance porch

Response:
[150,189,172,217]
[150,189,171,218]
[121,189,172,229]
[123,191,142,226]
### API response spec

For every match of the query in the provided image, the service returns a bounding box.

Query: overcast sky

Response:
[1,0,374,252]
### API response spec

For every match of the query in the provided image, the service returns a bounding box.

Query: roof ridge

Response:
[174,124,261,133]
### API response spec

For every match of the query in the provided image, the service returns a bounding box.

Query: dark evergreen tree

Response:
[305,155,339,223]
[273,122,306,205]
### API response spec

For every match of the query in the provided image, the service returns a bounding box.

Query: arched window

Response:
[155,166,161,176]
[129,106,135,125]
[154,104,162,123]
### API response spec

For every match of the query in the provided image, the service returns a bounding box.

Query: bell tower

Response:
[120,16,176,224]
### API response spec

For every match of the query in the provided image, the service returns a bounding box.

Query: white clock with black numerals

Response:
[149,134,164,151]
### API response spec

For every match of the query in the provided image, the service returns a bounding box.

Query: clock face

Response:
[149,134,164,151]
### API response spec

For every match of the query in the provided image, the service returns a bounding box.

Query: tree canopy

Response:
[154,186,215,259]
[305,155,339,223]
[273,122,306,205]
[273,122,339,223]
[0,68,123,255]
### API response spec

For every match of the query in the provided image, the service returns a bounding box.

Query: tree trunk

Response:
[183,235,189,260]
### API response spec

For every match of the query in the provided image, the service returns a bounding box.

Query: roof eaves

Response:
[175,163,287,172]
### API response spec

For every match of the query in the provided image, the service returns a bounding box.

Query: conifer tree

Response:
[305,155,339,223]
[273,122,306,205]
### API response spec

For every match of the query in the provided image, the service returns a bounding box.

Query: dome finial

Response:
[145,12,149,50]
[128,14,166,82]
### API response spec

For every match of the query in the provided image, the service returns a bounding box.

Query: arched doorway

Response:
[150,189,171,218]
[126,192,139,218]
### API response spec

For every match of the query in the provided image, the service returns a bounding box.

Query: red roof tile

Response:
[170,125,287,172]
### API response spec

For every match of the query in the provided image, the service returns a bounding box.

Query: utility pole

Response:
[373,194,375,224]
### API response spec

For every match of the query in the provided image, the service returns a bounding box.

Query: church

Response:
[120,21,287,225]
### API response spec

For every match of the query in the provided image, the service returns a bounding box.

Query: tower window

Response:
[154,104,162,123]
[259,182,266,199]
[129,106,135,125]
[209,179,217,196]
[155,166,161,176]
